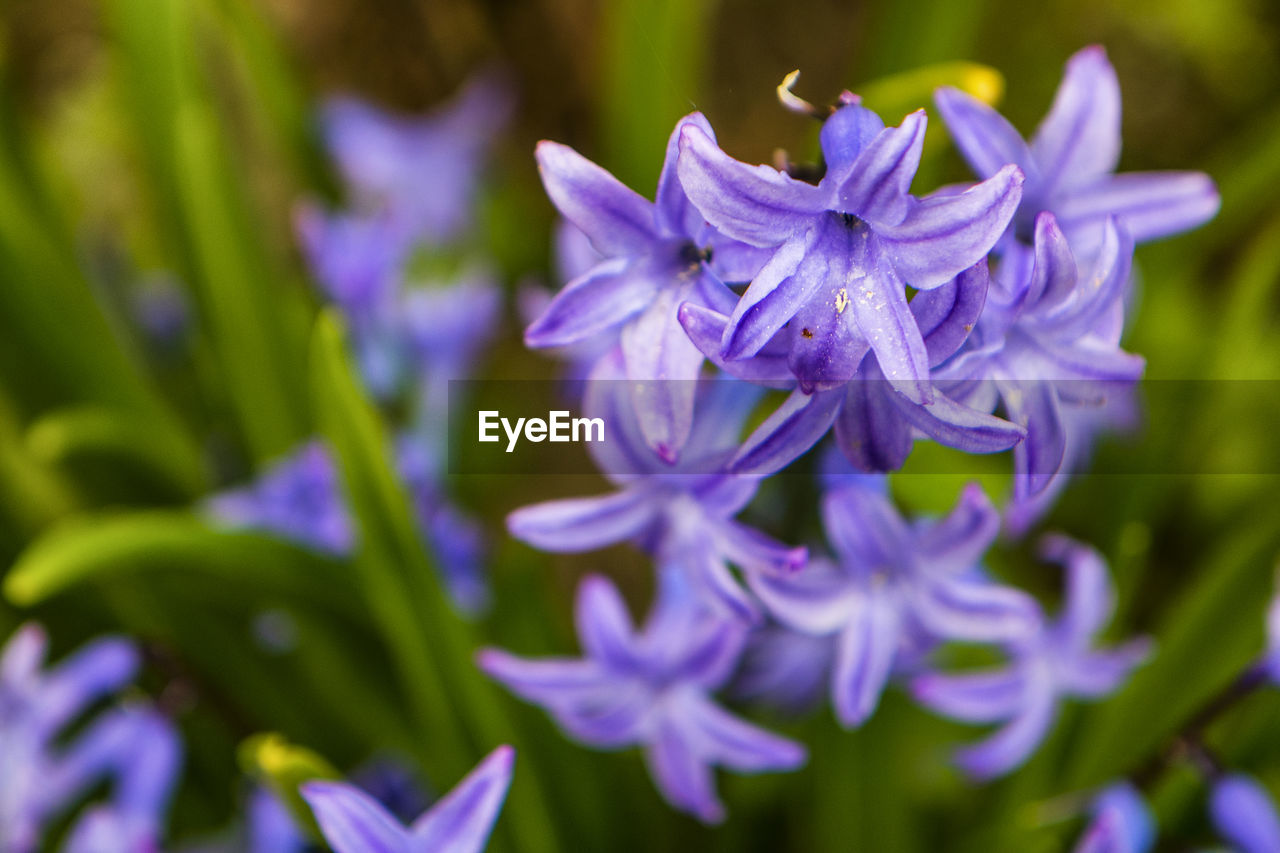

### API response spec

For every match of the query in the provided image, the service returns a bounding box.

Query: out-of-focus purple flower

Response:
[680,262,1025,475]
[729,624,834,716]
[1073,782,1154,853]
[505,352,805,621]
[938,214,1142,498]
[525,113,768,460]
[912,536,1150,778]
[205,441,355,557]
[934,45,1219,263]
[676,94,1022,403]
[246,786,309,853]
[480,570,805,823]
[1,625,182,853]
[321,70,514,247]
[1209,773,1280,853]
[752,483,1038,726]
[301,745,515,853]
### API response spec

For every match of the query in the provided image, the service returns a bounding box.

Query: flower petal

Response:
[684,694,807,773]
[836,110,927,227]
[912,575,1041,642]
[1055,171,1220,244]
[678,303,796,388]
[911,262,989,367]
[831,594,901,727]
[886,384,1026,456]
[933,87,1035,182]
[881,165,1024,290]
[1000,379,1066,498]
[411,746,515,853]
[645,720,724,823]
[575,575,641,671]
[910,668,1026,723]
[915,482,1001,573]
[621,286,706,461]
[953,685,1057,779]
[721,231,810,360]
[1210,774,1280,853]
[1031,46,1121,196]
[507,491,658,552]
[301,782,409,853]
[833,373,913,472]
[656,113,715,238]
[677,122,827,247]
[820,483,911,568]
[749,556,858,635]
[536,141,657,255]
[730,389,843,476]
[525,258,654,348]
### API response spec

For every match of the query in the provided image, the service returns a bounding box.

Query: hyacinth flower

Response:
[937,214,1144,497]
[505,351,806,621]
[480,570,806,823]
[320,69,514,246]
[206,441,355,557]
[912,536,1151,778]
[751,482,1038,726]
[934,45,1219,270]
[301,745,513,853]
[1,625,182,852]
[729,624,834,717]
[1208,773,1280,853]
[676,89,1023,403]
[1072,782,1154,853]
[681,260,1025,474]
[525,113,771,460]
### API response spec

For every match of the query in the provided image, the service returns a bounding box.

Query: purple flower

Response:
[205,441,355,557]
[938,214,1143,497]
[729,624,834,716]
[525,114,766,461]
[321,70,514,247]
[934,45,1219,262]
[1209,773,1280,853]
[676,98,1023,402]
[1,625,181,853]
[505,353,805,621]
[1073,783,1154,853]
[752,483,1038,726]
[479,570,805,823]
[302,745,514,853]
[246,786,308,853]
[912,536,1150,778]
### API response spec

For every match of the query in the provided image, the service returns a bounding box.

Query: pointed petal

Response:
[411,747,514,853]
[645,721,724,823]
[820,476,911,564]
[507,490,658,552]
[749,557,858,634]
[933,87,1035,181]
[476,650,607,698]
[886,385,1026,456]
[656,113,716,237]
[852,250,933,403]
[1037,217,1133,339]
[42,637,140,732]
[836,110,927,226]
[621,287,705,460]
[524,259,653,348]
[536,141,657,255]
[911,262,989,366]
[671,615,750,687]
[678,302,797,388]
[910,668,1026,723]
[833,374,913,472]
[786,272,871,392]
[712,518,808,575]
[1000,380,1066,498]
[819,102,886,182]
[721,231,810,360]
[302,782,409,853]
[953,686,1057,779]
[1055,171,1220,244]
[1031,46,1121,195]
[913,575,1041,642]
[1210,774,1280,853]
[685,694,807,772]
[730,388,843,476]
[1058,640,1151,698]
[881,165,1024,289]
[1023,212,1078,312]
[832,595,901,727]
[575,575,641,671]
[1039,535,1115,641]
[916,482,1000,572]
[677,122,826,247]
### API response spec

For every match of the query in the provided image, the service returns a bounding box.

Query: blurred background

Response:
[1,0,1279,850]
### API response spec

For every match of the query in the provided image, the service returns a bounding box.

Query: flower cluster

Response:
[484,45,1218,829]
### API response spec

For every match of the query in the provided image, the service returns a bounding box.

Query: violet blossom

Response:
[302,745,514,853]
[479,569,805,823]
[1208,773,1280,853]
[912,536,1150,778]
[1072,782,1154,853]
[752,482,1038,726]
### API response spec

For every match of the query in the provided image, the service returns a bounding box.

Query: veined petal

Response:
[411,747,514,853]
[536,141,657,255]
[1040,535,1114,641]
[677,123,826,247]
[678,303,796,388]
[820,483,911,569]
[819,102,886,183]
[712,518,808,576]
[575,575,642,672]
[880,164,1024,290]
[476,650,609,698]
[832,595,901,727]
[1036,217,1132,339]
[507,490,658,552]
[1000,379,1066,498]
[911,262,989,367]
[912,575,1041,642]
[722,231,810,360]
[301,782,409,853]
[1031,46,1121,196]
[916,483,1001,571]
[787,272,872,392]
[684,694,807,772]
[1058,640,1151,698]
[1023,213,1077,313]
[656,113,716,238]
[853,248,933,403]
[833,372,913,472]
[525,258,654,348]
[621,287,705,461]
[933,87,1035,182]
[911,668,1025,723]
[886,385,1026,455]
[749,556,858,635]
[953,685,1057,779]
[1055,171,1220,244]
[730,388,843,476]
[836,110,927,227]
